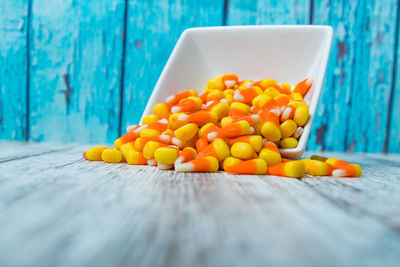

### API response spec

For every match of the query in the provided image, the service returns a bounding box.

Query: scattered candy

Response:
[84,74,362,178]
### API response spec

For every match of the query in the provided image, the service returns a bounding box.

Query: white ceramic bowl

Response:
[141,25,333,158]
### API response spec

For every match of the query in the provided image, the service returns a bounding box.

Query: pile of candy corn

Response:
[83,74,362,178]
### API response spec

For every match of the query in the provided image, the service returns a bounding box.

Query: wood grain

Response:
[388,4,400,153]
[308,0,399,152]
[0,144,400,267]
[28,0,125,143]
[0,0,28,140]
[121,0,225,130]
[226,0,310,25]
[0,141,70,162]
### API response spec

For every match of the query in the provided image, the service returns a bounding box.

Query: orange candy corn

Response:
[206,100,230,119]
[175,156,219,172]
[178,110,218,126]
[280,105,296,122]
[226,159,267,175]
[332,164,362,177]
[233,87,263,105]
[207,120,251,141]
[195,137,209,152]
[302,159,334,176]
[293,77,313,96]
[225,135,263,152]
[229,102,251,116]
[114,130,141,150]
[166,89,198,106]
[325,158,351,168]
[197,138,230,161]
[175,147,197,165]
[259,141,281,166]
[171,96,202,113]
[134,135,171,151]
[261,113,281,142]
[222,73,239,89]
[274,94,290,108]
[230,114,261,124]
[272,84,291,95]
[120,142,147,165]
[267,161,305,178]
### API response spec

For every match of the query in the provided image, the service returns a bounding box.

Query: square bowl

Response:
[141,25,333,158]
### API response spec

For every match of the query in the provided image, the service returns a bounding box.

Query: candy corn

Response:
[83,74,362,179]
[226,159,267,175]
[175,156,219,172]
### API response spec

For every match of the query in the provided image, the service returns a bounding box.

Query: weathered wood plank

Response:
[28,1,125,143]
[308,0,364,151]
[388,5,400,153]
[226,0,311,25]
[346,0,398,152]
[0,146,400,267]
[0,141,71,162]
[303,152,400,231]
[308,0,398,153]
[0,0,28,140]
[121,0,225,129]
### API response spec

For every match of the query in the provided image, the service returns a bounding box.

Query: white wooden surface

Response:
[0,143,400,267]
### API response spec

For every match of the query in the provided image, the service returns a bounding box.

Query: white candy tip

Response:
[293,127,304,139]
[262,138,267,145]
[172,138,183,147]
[233,94,244,102]
[133,125,147,134]
[158,163,173,170]
[249,127,255,134]
[178,114,189,121]
[224,80,236,88]
[159,135,170,143]
[166,95,174,102]
[158,118,168,124]
[206,101,215,108]
[174,156,183,165]
[332,169,346,177]
[126,125,138,133]
[220,98,228,103]
[171,106,180,113]
[207,132,217,141]
[251,114,260,121]
[147,159,157,166]
[246,82,254,88]
[282,108,291,119]
[306,77,314,86]
[175,163,195,172]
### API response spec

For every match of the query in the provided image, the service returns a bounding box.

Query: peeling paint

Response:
[316,124,327,149]
[337,41,348,62]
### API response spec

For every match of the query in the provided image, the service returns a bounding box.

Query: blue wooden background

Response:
[0,0,399,153]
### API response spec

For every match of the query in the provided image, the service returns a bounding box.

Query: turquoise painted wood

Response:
[0,0,28,140]
[227,0,311,25]
[308,0,365,152]
[121,0,225,130]
[388,8,400,153]
[308,0,398,153]
[29,0,125,143]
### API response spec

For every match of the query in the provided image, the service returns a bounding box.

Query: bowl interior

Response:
[142,26,333,158]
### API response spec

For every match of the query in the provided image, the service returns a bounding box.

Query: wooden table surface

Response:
[0,142,400,267]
